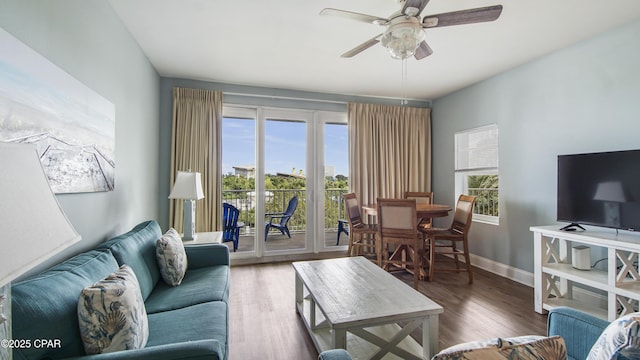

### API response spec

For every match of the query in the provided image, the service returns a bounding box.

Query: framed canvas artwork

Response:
[0,27,115,194]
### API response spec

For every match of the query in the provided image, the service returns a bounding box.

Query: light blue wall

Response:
[0,0,161,275]
[431,20,640,274]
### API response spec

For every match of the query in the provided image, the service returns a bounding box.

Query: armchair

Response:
[264,195,298,240]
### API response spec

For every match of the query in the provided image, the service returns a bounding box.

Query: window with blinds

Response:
[455,125,499,224]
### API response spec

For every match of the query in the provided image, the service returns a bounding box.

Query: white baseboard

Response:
[469,253,534,287]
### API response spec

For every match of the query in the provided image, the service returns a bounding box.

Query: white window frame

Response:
[454,124,499,225]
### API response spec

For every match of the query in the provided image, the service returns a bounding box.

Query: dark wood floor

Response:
[228,259,548,360]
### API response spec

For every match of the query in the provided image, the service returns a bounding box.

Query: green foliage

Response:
[222,174,349,192]
[222,174,349,231]
[325,176,348,190]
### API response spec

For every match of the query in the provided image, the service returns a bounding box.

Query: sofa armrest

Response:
[63,340,224,360]
[185,244,230,268]
[547,307,609,360]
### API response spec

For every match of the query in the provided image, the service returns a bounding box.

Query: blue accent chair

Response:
[265,195,299,240]
[336,219,349,245]
[318,349,352,360]
[223,203,244,252]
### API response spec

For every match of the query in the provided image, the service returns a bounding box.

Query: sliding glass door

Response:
[222,106,347,258]
[263,110,310,252]
[221,108,256,253]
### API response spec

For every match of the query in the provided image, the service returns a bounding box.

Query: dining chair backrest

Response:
[377,198,417,236]
[451,195,477,235]
[377,198,421,289]
[404,191,433,205]
[343,193,364,227]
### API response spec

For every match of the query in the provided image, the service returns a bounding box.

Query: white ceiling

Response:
[109,0,640,101]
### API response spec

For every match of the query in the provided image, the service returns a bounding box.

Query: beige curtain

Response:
[170,87,223,233]
[348,102,431,206]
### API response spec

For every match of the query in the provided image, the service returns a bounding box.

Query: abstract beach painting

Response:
[0,27,115,194]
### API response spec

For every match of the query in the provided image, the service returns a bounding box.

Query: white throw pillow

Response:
[77,265,149,354]
[156,228,188,286]
[587,312,640,360]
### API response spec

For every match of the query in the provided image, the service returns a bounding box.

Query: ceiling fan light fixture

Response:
[380,20,425,60]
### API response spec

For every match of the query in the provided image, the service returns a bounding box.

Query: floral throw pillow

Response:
[438,335,546,354]
[156,228,188,286]
[587,312,640,360]
[433,335,566,360]
[77,265,149,354]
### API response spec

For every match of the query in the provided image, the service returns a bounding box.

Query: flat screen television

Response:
[557,149,640,232]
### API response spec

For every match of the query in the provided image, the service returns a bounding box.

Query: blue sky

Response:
[222,117,348,176]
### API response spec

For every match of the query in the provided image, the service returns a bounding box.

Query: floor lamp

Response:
[0,143,82,360]
[169,171,205,240]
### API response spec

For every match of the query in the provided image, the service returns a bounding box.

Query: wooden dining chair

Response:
[419,195,477,284]
[404,191,434,228]
[377,198,422,289]
[343,193,378,259]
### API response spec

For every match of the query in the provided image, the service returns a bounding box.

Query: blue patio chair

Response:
[264,195,298,240]
[223,203,244,252]
[337,219,349,245]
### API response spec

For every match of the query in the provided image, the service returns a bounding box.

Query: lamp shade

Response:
[593,181,626,202]
[168,171,204,200]
[0,143,81,287]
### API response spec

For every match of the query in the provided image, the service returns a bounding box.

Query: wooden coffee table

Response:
[293,257,443,359]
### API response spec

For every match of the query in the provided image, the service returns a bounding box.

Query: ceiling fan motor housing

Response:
[381,17,425,59]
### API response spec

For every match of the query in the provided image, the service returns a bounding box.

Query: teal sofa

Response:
[11,220,230,360]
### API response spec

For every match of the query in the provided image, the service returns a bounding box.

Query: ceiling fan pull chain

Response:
[401,58,408,105]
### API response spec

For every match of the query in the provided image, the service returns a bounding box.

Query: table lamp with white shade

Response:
[169,171,205,240]
[0,142,82,360]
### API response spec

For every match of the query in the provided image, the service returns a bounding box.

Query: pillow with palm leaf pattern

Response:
[433,335,566,360]
[587,312,640,360]
[77,265,149,354]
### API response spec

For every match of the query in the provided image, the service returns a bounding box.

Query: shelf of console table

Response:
[532,225,640,321]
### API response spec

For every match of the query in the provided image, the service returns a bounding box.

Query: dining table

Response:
[361,202,452,220]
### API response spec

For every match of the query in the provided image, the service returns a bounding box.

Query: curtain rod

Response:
[223,91,348,105]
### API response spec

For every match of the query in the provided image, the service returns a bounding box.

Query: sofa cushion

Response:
[587,312,640,360]
[144,265,230,314]
[146,301,228,360]
[78,265,149,355]
[156,228,188,286]
[11,250,119,360]
[97,220,162,300]
[434,336,567,360]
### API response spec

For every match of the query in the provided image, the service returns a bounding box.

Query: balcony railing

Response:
[222,189,348,232]
[468,187,499,217]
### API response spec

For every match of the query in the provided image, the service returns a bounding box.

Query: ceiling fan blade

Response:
[341,34,383,58]
[422,5,503,28]
[414,41,433,60]
[401,0,430,17]
[320,8,389,25]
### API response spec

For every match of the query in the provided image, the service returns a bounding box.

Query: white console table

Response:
[531,225,640,321]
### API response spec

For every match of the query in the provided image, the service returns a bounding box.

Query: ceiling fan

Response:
[320,0,503,60]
